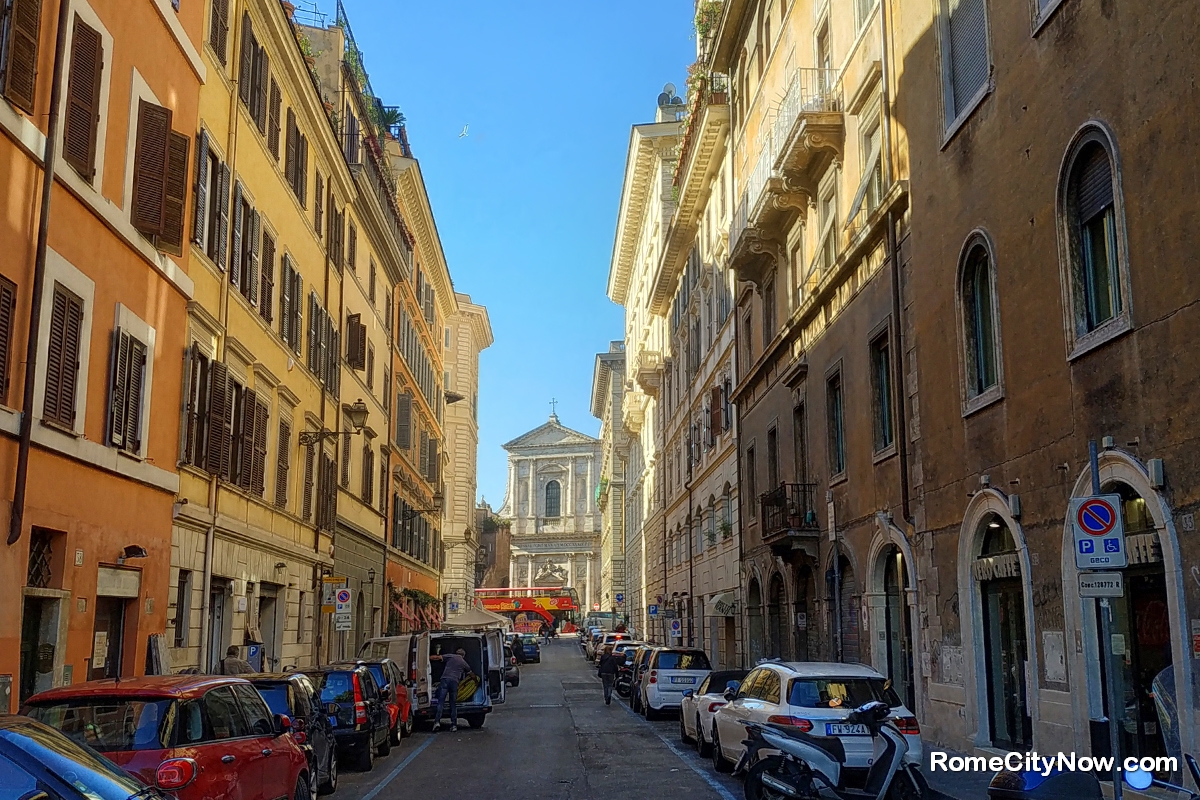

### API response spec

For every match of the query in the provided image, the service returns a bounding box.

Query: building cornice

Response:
[391,154,460,320]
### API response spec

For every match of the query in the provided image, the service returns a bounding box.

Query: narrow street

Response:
[336,637,741,800]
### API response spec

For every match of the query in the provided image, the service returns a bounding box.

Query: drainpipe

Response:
[8,0,73,546]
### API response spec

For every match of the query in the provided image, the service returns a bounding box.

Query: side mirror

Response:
[274,714,292,735]
[682,690,694,699]
[326,702,340,715]
[723,680,741,701]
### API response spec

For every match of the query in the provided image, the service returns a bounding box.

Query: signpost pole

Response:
[1091,440,1123,800]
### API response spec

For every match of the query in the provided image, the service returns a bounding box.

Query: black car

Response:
[0,714,161,800]
[247,672,338,796]
[299,664,390,771]
[330,658,413,745]
[503,645,521,687]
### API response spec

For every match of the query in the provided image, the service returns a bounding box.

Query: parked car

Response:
[359,629,507,729]
[246,672,338,796]
[504,645,521,687]
[628,646,658,714]
[589,632,628,662]
[709,661,922,781]
[298,664,391,771]
[331,658,413,745]
[26,675,310,800]
[679,669,747,756]
[518,634,542,663]
[579,627,602,654]
[0,714,161,800]
[610,640,645,660]
[637,648,712,719]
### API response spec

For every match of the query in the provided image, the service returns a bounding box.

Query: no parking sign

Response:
[1071,495,1126,569]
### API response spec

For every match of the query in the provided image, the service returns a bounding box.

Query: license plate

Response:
[670,676,696,684]
[827,722,869,735]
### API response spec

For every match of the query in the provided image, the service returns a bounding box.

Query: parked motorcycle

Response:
[987,753,1200,799]
[736,700,928,800]
[615,663,634,698]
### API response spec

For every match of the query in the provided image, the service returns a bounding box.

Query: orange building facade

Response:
[0,0,203,707]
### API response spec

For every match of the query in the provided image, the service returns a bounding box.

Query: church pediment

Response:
[502,418,599,451]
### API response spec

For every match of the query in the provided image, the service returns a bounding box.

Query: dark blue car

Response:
[519,635,541,663]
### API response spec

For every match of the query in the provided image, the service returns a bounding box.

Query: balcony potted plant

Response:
[719,520,733,540]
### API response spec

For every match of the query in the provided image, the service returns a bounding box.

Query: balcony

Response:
[760,483,820,550]
[348,133,414,273]
[631,348,663,396]
[772,68,844,177]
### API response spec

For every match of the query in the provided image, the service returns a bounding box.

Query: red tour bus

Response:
[475,587,581,633]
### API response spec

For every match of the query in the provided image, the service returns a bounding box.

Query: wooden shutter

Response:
[346,313,366,369]
[237,13,253,105]
[3,0,42,114]
[710,387,721,442]
[301,439,315,520]
[297,134,308,206]
[192,129,209,245]
[1075,144,1114,223]
[379,450,388,514]
[290,270,303,353]
[182,345,207,466]
[229,182,243,285]
[204,361,229,476]
[329,327,340,396]
[236,388,256,491]
[64,15,102,181]
[0,276,15,400]
[947,0,989,116]
[267,78,281,159]
[131,100,172,237]
[275,418,290,507]
[340,432,351,487]
[248,209,261,305]
[366,345,374,391]
[108,328,131,447]
[43,286,83,427]
[284,108,297,190]
[313,172,323,235]
[419,430,428,476]
[348,222,357,272]
[216,163,230,270]
[307,292,319,372]
[369,261,376,304]
[253,48,269,133]
[259,230,274,322]
[209,0,229,65]
[279,255,291,343]
[125,336,146,451]
[427,440,438,483]
[251,397,268,497]
[161,131,190,255]
[362,445,373,503]
[395,392,411,449]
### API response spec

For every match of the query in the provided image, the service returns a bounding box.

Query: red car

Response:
[26,675,312,800]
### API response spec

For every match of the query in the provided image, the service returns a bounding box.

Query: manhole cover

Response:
[529,704,564,708]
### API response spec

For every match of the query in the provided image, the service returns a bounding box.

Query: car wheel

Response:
[711,725,732,773]
[404,710,415,737]
[308,765,319,800]
[376,730,392,757]
[679,712,694,744]
[390,718,402,746]
[696,716,713,757]
[357,740,374,771]
[318,752,338,795]
[644,700,657,721]
[466,714,486,729]
[294,774,313,800]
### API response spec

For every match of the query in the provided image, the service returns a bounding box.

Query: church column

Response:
[566,459,574,517]
[566,553,574,588]
[526,554,533,589]
[585,555,592,611]
[508,460,516,513]
[508,554,515,587]
[586,458,594,515]
[528,458,536,520]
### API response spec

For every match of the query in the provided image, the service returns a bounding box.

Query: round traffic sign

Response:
[336,589,351,604]
[1077,498,1118,536]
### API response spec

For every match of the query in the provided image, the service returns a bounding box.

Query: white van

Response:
[360,629,506,728]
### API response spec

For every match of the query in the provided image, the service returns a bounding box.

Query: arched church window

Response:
[545,480,561,518]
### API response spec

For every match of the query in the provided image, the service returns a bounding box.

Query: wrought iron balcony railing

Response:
[760,483,820,541]
[771,67,842,149]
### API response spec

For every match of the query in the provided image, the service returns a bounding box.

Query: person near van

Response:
[219,645,253,676]
[597,645,621,705]
[539,622,551,645]
[430,648,475,732]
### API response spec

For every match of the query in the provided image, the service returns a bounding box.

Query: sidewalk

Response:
[922,745,995,800]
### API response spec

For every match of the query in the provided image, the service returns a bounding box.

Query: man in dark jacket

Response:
[219,645,253,676]
[597,645,621,705]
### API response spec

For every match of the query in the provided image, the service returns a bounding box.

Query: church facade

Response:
[498,413,602,614]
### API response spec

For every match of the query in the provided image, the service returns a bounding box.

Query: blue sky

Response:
[330,1,695,507]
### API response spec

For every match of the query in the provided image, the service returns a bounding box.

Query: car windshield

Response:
[787,677,903,709]
[316,672,354,703]
[27,698,177,752]
[656,651,711,670]
[1,719,148,800]
[521,636,538,644]
[253,684,291,717]
[366,665,388,690]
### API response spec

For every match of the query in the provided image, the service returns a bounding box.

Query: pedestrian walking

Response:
[540,622,551,645]
[597,645,620,705]
[219,645,253,676]
[430,648,476,732]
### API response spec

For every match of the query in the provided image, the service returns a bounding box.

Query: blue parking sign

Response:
[1079,539,1094,554]
[1104,538,1120,553]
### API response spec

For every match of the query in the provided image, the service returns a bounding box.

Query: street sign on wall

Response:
[1071,495,1126,569]
[670,619,682,637]
[321,576,347,611]
[648,604,659,617]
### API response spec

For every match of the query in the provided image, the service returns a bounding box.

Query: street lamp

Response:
[367,568,376,584]
[298,399,370,447]
[401,491,444,520]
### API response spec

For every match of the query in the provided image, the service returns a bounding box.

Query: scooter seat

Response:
[764,723,847,763]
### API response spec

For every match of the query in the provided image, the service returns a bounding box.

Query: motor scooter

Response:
[615,659,634,698]
[736,700,928,800]
[987,753,1200,799]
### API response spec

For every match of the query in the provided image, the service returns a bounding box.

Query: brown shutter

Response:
[237,388,256,491]
[267,78,281,159]
[366,345,374,391]
[379,449,388,515]
[0,276,15,401]
[64,15,102,181]
[345,313,360,369]
[192,129,209,245]
[204,361,229,476]
[248,209,260,305]
[107,328,131,447]
[253,48,268,133]
[427,440,438,483]
[251,397,268,497]
[44,286,82,428]
[340,432,350,487]
[290,267,303,353]
[297,134,308,206]
[278,254,291,343]
[362,445,373,503]
[395,393,411,449]
[125,336,146,451]
[348,222,357,272]
[229,182,243,286]
[3,0,42,114]
[313,172,323,235]
[182,345,206,466]
[161,131,190,255]
[301,438,315,520]
[284,108,297,190]
[275,418,290,508]
[215,162,230,270]
[710,387,721,442]
[419,430,428,476]
[131,100,172,237]
[237,13,253,106]
[209,0,229,65]
[259,229,274,322]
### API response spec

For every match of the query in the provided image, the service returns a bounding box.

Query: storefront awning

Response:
[708,592,737,616]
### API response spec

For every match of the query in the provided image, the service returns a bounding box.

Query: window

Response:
[762,277,776,342]
[107,327,148,453]
[340,433,351,488]
[848,115,883,226]
[275,418,290,508]
[345,313,367,370]
[63,15,103,182]
[744,445,757,504]
[229,183,261,305]
[394,391,411,449]
[238,14,268,135]
[208,0,230,65]
[348,222,357,272]
[267,78,281,159]
[741,310,753,371]
[193,131,230,266]
[284,108,308,205]
[766,426,778,488]
[870,333,894,451]
[939,0,990,127]
[278,255,303,353]
[307,293,340,392]
[545,480,561,518]
[259,229,275,323]
[361,444,374,504]
[230,684,273,736]
[960,239,1000,400]
[369,260,377,305]
[0,275,15,404]
[722,378,733,431]
[826,370,845,475]
[815,180,838,275]
[43,284,84,428]
[301,438,315,521]
[379,447,389,515]
[131,100,190,254]
[366,344,374,391]
[1065,139,1124,336]
[792,403,807,481]
[2,0,43,113]
[313,172,323,235]
[855,0,875,28]
[173,569,192,648]
[203,687,249,739]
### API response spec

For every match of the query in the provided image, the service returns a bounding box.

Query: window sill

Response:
[1067,315,1132,362]
[872,443,897,465]
[962,384,1005,418]
[116,447,146,463]
[939,80,993,151]
[829,471,848,488]
[1032,0,1068,36]
[40,418,81,438]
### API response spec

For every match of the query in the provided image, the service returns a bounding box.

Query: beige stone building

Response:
[440,293,493,615]
[591,342,628,620]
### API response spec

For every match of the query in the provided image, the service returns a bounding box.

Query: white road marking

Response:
[359,736,436,800]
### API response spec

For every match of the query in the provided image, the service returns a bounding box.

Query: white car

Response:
[710,662,922,780]
[610,640,645,661]
[591,632,633,662]
[638,648,712,719]
[679,669,748,756]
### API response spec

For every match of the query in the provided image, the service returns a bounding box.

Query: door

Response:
[20,597,59,701]
[259,590,280,672]
[209,588,228,673]
[983,577,1030,750]
[233,683,292,796]
[202,686,263,800]
[717,668,762,759]
[883,549,915,710]
[90,597,126,680]
[485,630,506,703]
[835,556,860,663]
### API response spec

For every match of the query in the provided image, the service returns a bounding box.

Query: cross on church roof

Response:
[549,398,559,423]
